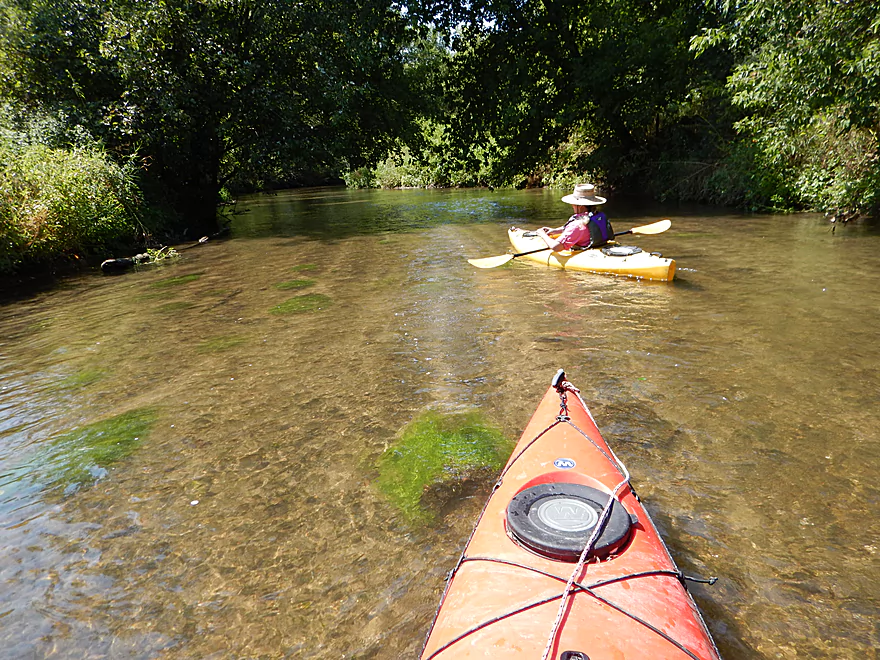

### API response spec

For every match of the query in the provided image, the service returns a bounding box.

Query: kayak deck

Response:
[421,370,720,660]
[508,227,676,281]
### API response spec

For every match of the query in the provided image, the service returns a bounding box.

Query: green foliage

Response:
[342,167,376,188]
[373,146,433,189]
[0,105,143,273]
[691,0,880,215]
[352,0,877,217]
[344,119,499,188]
[1,0,428,229]
[429,0,721,189]
[145,246,179,262]
[376,410,512,523]
[36,408,157,494]
[1,0,876,237]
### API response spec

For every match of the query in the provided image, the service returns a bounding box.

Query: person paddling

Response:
[536,183,613,251]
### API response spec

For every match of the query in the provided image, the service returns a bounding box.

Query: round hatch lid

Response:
[601,245,643,257]
[506,483,634,561]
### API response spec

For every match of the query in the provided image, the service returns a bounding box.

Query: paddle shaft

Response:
[511,226,639,258]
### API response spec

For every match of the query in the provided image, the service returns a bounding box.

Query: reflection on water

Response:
[1,187,878,658]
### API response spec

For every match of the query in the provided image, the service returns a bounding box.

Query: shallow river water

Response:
[1,187,878,659]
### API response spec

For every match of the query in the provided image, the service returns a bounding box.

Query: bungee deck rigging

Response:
[421,370,721,660]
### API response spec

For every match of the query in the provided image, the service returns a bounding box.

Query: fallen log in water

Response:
[100,234,215,274]
[100,253,152,273]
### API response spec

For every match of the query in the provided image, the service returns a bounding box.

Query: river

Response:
[1,187,878,658]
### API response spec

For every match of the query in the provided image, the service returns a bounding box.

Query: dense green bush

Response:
[351,0,878,217]
[735,114,880,216]
[0,108,143,273]
[690,0,880,216]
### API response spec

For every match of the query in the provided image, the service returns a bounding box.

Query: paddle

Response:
[467,219,672,269]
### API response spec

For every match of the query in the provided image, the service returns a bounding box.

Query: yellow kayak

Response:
[508,227,676,281]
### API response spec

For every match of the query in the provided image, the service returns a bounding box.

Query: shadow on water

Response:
[667,275,707,291]
[0,269,86,304]
[0,187,878,658]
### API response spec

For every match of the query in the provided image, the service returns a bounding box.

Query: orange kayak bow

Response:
[421,370,721,660]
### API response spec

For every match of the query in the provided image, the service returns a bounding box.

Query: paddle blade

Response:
[467,254,515,268]
[630,219,671,235]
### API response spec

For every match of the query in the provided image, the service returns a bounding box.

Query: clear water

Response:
[1,187,878,658]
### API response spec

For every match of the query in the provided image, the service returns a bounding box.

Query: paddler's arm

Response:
[536,227,564,251]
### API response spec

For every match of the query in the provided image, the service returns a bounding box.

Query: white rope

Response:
[540,384,631,660]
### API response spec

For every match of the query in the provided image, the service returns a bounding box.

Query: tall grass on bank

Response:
[0,114,143,274]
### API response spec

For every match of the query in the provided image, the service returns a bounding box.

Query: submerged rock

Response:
[420,464,500,517]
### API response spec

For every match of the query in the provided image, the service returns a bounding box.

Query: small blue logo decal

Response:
[554,458,576,469]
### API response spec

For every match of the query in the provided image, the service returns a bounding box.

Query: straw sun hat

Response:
[560,183,606,206]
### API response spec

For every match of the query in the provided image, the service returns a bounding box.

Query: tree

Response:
[427,0,724,190]
[1,0,425,233]
[692,0,880,215]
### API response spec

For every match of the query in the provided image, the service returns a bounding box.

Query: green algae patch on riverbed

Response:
[150,273,203,288]
[39,408,158,494]
[377,411,513,523]
[270,293,331,315]
[290,264,317,272]
[59,368,105,390]
[274,278,315,290]
[197,335,248,353]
